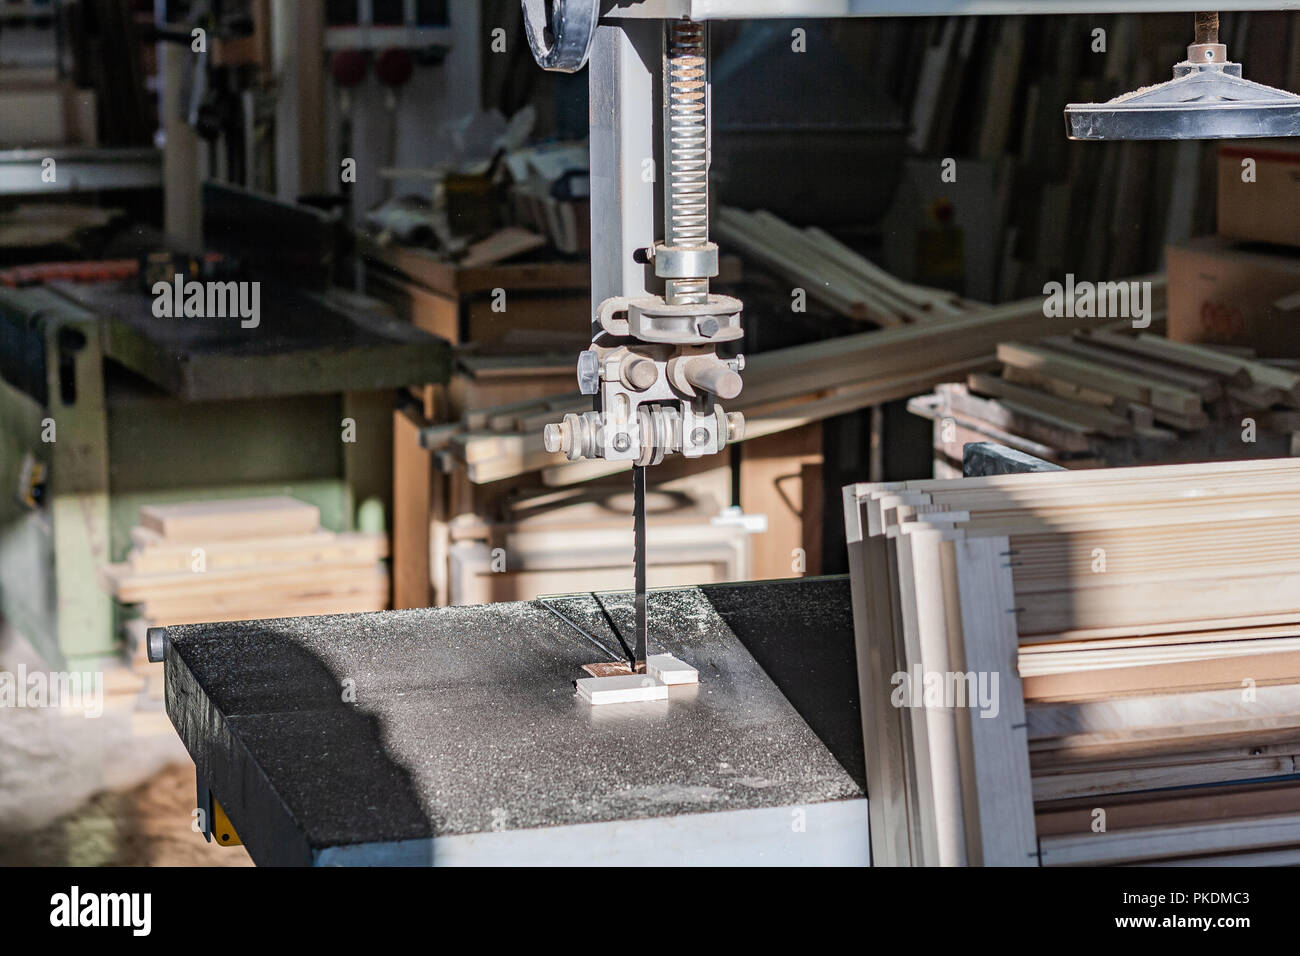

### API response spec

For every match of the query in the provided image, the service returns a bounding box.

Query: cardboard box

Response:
[1218,140,1300,249]
[1167,236,1300,357]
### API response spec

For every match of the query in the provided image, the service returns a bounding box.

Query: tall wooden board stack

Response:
[845,458,1300,866]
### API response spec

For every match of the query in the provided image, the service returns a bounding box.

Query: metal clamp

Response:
[597,294,743,344]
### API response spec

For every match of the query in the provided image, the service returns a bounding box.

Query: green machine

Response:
[0,272,448,669]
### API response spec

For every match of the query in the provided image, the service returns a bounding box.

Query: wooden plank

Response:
[106,560,384,603]
[146,587,390,627]
[138,496,319,541]
[1000,364,1121,408]
[966,372,1134,436]
[1027,683,1300,741]
[393,406,433,609]
[366,269,460,343]
[1035,781,1300,836]
[844,502,913,867]
[714,209,878,322]
[952,536,1038,866]
[740,424,823,580]
[358,235,589,297]
[996,342,1204,417]
[460,227,547,268]
[1040,812,1300,866]
[904,529,969,865]
[1059,334,1223,400]
[128,531,386,574]
[934,383,1094,452]
[1023,650,1300,701]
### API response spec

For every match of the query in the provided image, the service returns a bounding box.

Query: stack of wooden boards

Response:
[911,329,1300,472]
[714,208,971,327]
[102,497,390,631]
[844,457,1300,867]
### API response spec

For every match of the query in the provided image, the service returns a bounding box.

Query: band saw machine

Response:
[154,1,1300,865]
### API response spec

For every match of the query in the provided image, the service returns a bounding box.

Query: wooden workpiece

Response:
[573,654,699,703]
[646,654,700,686]
[576,674,669,705]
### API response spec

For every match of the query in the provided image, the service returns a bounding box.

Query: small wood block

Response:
[646,654,699,686]
[576,674,668,705]
[582,661,634,678]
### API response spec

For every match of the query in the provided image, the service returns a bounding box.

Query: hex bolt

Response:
[613,432,631,452]
[698,317,719,338]
[690,427,709,446]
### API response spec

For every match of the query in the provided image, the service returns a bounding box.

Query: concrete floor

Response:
[0,621,251,866]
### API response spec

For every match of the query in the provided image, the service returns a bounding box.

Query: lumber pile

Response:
[844,457,1300,866]
[101,496,391,635]
[910,330,1300,471]
[715,207,971,326]
[428,277,1166,488]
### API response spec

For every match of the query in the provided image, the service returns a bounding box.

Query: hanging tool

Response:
[1066,12,1300,141]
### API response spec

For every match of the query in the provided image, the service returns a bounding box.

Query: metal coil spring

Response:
[665,20,708,304]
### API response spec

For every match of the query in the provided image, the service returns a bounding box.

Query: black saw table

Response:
[161,578,868,865]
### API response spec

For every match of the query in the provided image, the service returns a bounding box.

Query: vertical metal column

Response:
[586,21,661,336]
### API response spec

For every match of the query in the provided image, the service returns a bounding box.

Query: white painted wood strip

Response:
[575,675,668,706]
[953,536,1038,867]
[914,530,968,866]
[645,655,698,686]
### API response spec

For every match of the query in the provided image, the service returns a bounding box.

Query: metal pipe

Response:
[1194,11,1219,45]
[684,357,742,399]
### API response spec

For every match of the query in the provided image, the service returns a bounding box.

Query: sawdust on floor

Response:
[0,763,253,866]
[0,620,251,866]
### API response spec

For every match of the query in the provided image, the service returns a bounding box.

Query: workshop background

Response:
[2,1,1300,866]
